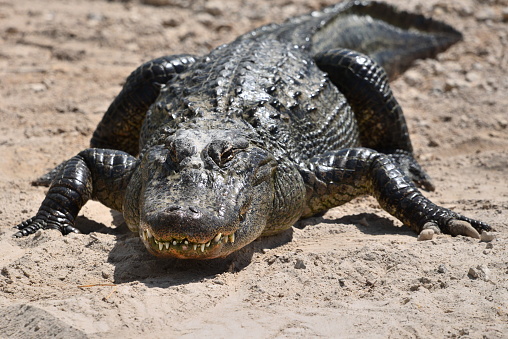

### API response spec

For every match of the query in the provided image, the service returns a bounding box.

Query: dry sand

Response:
[0,0,507,337]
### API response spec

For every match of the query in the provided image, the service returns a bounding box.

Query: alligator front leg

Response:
[91,54,196,156]
[300,148,491,238]
[14,149,138,237]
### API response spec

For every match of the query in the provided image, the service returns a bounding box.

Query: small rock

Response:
[427,139,439,148]
[417,229,434,241]
[497,119,507,129]
[468,265,490,281]
[266,256,277,265]
[6,27,19,34]
[141,0,172,6]
[204,1,225,16]
[480,231,496,242]
[87,12,104,22]
[162,18,180,28]
[465,71,483,84]
[476,8,497,22]
[294,259,306,269]
[437,264,447,274]
[29,83,47,93]
[443,79,468,92]
[403,70,423,87]
[468,267,479,279]
[101,270,110,279]
[502,7,508,22]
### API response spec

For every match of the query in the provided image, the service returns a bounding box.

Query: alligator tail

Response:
[308,1,462,78]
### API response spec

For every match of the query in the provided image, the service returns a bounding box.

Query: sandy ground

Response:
[0,0,507,338]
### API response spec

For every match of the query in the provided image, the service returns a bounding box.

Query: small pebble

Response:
[437,264,447,274]
[480,231,496,242]
[468,265,490,281]
[417,229,434,241]
[503,7,508,22]
[294,259,306,269]
[30,83,47,93]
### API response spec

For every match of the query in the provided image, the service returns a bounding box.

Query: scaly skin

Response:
[15,1,491,259]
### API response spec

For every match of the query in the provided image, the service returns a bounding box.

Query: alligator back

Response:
[141,37,359,163]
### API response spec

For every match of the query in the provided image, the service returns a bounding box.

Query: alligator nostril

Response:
[168,205,182,212]
[189,206,199,213]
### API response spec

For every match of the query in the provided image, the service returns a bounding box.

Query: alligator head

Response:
[127,127,278,259]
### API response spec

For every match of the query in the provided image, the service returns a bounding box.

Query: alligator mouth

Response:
[140,228,236,257]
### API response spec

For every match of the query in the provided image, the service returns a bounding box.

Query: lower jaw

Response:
[147,247,228,259]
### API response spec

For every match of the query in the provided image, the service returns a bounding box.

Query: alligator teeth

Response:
[148,231,237,252]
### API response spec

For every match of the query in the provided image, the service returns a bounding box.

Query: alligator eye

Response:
[220,147,235,165]
[208,139,248,168]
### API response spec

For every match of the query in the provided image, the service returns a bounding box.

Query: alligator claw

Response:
[447,220,481,239]
[63,225,81,235]
[13,217,43,237]
[420,216,490,240]
[422,221,441,235]
[13,216,79,237]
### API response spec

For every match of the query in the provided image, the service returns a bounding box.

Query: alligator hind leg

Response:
[314,48,434,191]
[91,54,196,156]
[300,148,491,237]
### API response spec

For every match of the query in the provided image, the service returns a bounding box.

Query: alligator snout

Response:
[139,203,241,258]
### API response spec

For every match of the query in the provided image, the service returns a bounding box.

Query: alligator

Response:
[15,1,491,259]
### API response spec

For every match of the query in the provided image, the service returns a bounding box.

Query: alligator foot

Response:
[13,216,80,237]
[422,216,492,239]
